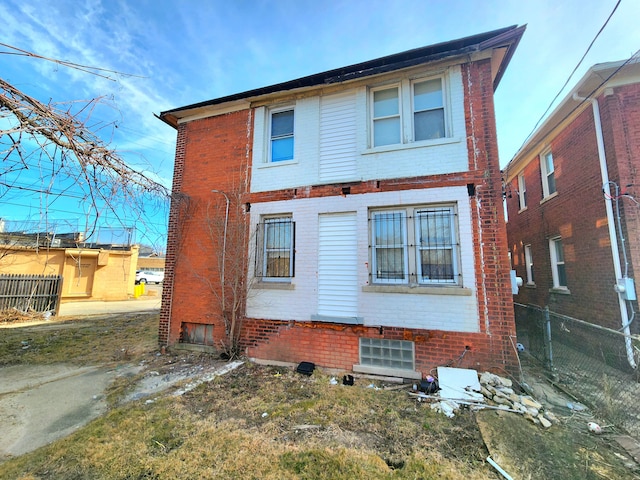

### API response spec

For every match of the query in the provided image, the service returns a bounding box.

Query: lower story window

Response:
[369,205,460,285]
[255,216,295,280]
[360,338,415,370]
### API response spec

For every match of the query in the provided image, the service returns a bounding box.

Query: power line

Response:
[508,48,640,170]
[514,0,622,157]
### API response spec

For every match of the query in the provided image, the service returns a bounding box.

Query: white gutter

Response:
[576,93,637,368]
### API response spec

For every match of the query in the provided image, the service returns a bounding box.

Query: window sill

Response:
[256,159,298,169]
[253,281,294,290]
[310,314,363,325]
[549,287,570,295]
[540,192,558,205]
[362,136,461,155]
[525,283,536,288]
[362,284,472,296]
[353,364,422,380]
[518,206,528,214]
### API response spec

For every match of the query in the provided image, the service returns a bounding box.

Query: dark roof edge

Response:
[160,25,524,126]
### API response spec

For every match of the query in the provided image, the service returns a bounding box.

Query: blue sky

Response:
[1,0,638,248]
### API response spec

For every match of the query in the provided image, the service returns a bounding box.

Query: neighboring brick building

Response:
[503,59,640,355]
[159,26,525,378]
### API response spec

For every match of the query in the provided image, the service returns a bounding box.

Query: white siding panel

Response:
[318,213,358,317]
[319,92,357,182]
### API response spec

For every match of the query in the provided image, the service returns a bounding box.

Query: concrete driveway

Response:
[0,364,128,460]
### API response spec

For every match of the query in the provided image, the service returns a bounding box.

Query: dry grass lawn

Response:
[0,312,638,479]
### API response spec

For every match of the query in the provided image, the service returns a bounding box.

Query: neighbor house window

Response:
[524,244,534,285]
[541,150,556,198]
[255,216,294,280]
[549,236,567,289]
[370,205,459,285]
[372,86,401,147]
[270,109,294,162]
[413,78,445,141]
[518,173,527,210]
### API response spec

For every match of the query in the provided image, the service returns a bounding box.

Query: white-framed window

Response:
[524,244,534,285]
[370,205,459,285]
[413,78,445,141]
[518,173,527,210]
[269,108,294,162]
[372,85,401,147]
[255,216,294,280]
[549,236,567,289]
[370,76,447,148]
[540,150,556,198]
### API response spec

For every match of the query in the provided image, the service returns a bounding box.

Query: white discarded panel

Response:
[437,366,483,402]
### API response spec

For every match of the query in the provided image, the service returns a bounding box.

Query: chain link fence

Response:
[515,302,640,438]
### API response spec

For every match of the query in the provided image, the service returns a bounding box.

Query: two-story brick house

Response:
[159,25,525,378]
[503,59,640,366]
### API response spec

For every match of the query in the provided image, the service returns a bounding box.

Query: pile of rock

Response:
[479,371,558,428]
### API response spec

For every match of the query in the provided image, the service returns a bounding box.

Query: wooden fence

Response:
[0,274,63,314]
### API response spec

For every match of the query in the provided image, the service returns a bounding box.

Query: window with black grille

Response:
[255,217,295,279]
[369,205,459,285]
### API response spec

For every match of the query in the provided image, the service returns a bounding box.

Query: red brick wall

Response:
[505,92,638,330]
[160,110,252,346]
[461,60,518,370]
[162,59,520,375]
[243,319,514,372]
[601,84,640,311]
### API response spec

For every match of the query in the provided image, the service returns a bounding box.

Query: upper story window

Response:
[370,76,447,148]
[524,244,535,285]
[517,173,527,210]
[540,150,556,198]
[372,86,401,147]
[255,216,295,281]
[549,236,567,289]
[413,78,445,141]
[370,205,459,286]
[270,108,294,162]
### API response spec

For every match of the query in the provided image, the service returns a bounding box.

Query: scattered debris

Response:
[588,422,602,434]
[567,401,587,412]
[410,368,559,428]
[296,361,315,376]
[342,374,354,386]
[487,455,514,480]
[329,377,338,385]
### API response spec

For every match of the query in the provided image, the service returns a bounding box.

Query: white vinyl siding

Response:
[317,213,358,318]
[319,92,358,182]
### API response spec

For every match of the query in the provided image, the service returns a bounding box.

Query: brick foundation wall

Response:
[243,319,513,373]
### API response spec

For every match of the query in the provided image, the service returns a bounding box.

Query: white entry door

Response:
[317,212,358,319]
